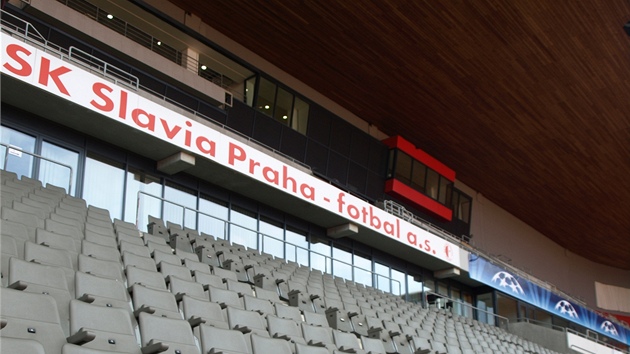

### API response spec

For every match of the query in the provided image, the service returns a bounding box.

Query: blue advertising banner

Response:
[469,254,630,346]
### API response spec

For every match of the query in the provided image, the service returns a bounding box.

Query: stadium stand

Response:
[0,174,573,353]
[1,1,629,353]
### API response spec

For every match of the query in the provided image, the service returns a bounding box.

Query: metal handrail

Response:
[425,291,510,330]
[383,199,593,314]
[0,9,46,45]
[0,10,310,173]
[1,143,74,192]
[515,317,567,332]
[55,0,242,95]
[136,191,403,296]
[68,46,139,89]
[1,10,138,93]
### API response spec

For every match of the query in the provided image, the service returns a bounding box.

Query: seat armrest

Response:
[141,339,169,354]
[66,328,96,345]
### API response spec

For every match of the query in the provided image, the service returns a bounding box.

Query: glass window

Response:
[497,293,518,323]
[198,194,229,239]
[476,292,495,326]
[536,308,552,328]
[333,246,352,281]
[438,176,453,205]
[274,87,293,125]
[256,77,276,114]
[394,151,413,185]
[451,190,461,219]
[229,206,258,250]
[83,153,125,220]
[451,287,462,316]
[407,274,424,303]
[39,141,79,195]
[386,150,396,179]
[259,217,284,259]
[164,181,197,229]
[292,96,309,135]
[124,167,162,230]
[310,239,331,274]
[245,77,256,107]
[462,291,474,319]
[0,126,36,179]
[425,169,439,200]
[411,161,427,192]
[435,281,449,310]
[391,268,405,297]
[353,252,372,287]
[285,227,309,266]
[375,262,390,293]
[459,194,471,223]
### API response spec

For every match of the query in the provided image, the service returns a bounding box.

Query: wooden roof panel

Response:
[168,0,630,269]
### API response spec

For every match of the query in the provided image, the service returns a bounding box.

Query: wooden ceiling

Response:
[167,0,630,270]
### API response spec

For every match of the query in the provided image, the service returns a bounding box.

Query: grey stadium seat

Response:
[181,294,229,329]
[74,271,131,311]
[226,305,269,337]
[0,287,67,354]
[7,257,72,334]
[65,299,140,353]
[131,284,182,319]
[198,325,250,354]
[1,337,47,354]
[138,312,200,354]
[251,333,293,354]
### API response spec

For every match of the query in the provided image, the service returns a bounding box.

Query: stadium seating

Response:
[0,173,568,354]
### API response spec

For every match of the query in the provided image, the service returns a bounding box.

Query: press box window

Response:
[383,136,457,221]
[250,77,309,135]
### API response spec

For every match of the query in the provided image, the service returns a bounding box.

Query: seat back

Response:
[78,254,124,282]
[226,305,268,336]
[67,300,139,352]
[74,271,130,309]
[131,284,180,319]
[169,275,207,300]
[0,287,66,354]
[181,295,228,329]
[126,265,167,290]
[122,251,157,271]
[251,334,292,354]
[81,240,120,263]
[208,286,243,309]
[0,337,47,354]
[267,314,304,340]
[362,336,387,354]
[198,325,249,354]
[138,312,199,354]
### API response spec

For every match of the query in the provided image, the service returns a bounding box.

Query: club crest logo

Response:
[444,245,453,260]
[491,271,524,295]
[554,300,578,319]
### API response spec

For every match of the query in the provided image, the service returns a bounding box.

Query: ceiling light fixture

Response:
[264,105,270,109]
[106,14,114,20]
[282,115,288,120]
[156,41,162,46]
[201,65,207,70]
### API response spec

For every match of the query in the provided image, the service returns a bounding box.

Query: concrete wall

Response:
[508,321,569,354]
[457,181,630,308]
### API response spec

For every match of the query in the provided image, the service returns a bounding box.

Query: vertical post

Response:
[182,48,199,73]
[3,146,9,170]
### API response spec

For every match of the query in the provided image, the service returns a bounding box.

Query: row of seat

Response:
[0,173,394,354]
[0,170,563,354]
